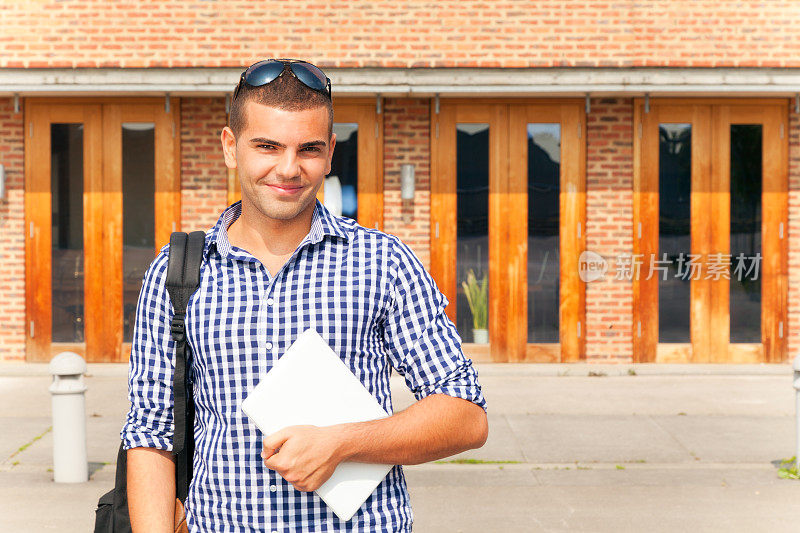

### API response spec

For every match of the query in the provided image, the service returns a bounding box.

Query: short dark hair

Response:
[228,70,333,142]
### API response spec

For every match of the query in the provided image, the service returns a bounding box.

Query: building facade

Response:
[1,1,799,365]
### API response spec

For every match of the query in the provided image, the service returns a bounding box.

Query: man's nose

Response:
[275,149,301,179]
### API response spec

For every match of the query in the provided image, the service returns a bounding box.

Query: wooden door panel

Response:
[430,103,458,324]
[760,106,788,363]
[507,108,529,362]
[557,103,586,362]
[512,104,585,362]
[432,104,501,360]
[634,102,664,362]
[487,104,508,362]
[720,105,787,363]
[112,103,180,362]
[25,103,103,362]
[637,104,713,363]
[24,104,51,361]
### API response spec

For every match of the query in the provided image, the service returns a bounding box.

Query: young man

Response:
[121,58,488,532]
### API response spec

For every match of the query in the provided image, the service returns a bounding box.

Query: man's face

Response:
[221,101,335,222]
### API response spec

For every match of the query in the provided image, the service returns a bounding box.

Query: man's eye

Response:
[257,145,275,150]
[302,147,320,153]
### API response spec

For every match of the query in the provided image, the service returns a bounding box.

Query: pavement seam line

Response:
[645,414,696,460]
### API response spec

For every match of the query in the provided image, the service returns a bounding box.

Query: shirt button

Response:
[269,484,277,492]
[267,298,274,305]
[265,342,273,350]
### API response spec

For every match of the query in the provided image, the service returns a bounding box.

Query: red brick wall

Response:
[0,98,25,362]
[180,97,229,233]
[2,1,800,68]
[585,98,634,362]
[788,106,800,359]
[381,98,431,269]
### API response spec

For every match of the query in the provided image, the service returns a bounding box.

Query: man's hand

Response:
[262,425,344,492]
[261,395,488,492]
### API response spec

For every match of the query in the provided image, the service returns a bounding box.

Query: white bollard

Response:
[48,351,88,483]
[794,355,800,470]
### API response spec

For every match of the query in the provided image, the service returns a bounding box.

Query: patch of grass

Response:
[627,368,637,376]
[12,460,19,466]
[588,370,607,377]
[615,465,625,470]
[435,459,521,465]
[778,457,800,480]
[6,426,52,461]
[678,412,687,416]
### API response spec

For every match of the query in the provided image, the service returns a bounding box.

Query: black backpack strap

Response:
[165,230,205,503]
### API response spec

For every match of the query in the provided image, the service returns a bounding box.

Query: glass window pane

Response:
[730,124,762,343]
[456,124,490,343]
[327,123,358,221]
[122,122,155,342]
[51,123,85,343]
[658,123,692,343]
[527,123,560,342]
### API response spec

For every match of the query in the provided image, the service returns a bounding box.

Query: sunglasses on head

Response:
[232,59,332,102]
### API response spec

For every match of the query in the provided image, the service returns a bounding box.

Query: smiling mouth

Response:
[266,183,305,196]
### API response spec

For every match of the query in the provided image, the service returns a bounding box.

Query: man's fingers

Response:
[262,429,291,455]
[262,452,281,471]
[261,446,279,461]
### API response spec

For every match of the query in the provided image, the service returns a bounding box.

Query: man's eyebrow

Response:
[249,138,327,148]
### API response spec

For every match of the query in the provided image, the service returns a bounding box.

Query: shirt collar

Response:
[206,198,349,260]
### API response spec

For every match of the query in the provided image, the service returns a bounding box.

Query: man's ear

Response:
[325,131,336,175]
[221,126,238,170]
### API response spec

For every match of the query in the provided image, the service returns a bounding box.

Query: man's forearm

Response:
[332,393,488,466]
[127,446,177,533]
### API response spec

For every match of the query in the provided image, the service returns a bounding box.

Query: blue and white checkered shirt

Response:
[121,198,487,532]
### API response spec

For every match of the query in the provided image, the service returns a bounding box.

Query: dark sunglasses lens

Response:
[289,63,328,92]
[244,60,286,87]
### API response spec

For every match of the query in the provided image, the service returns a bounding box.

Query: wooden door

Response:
[633,98,787,363]
[25,99,181,363]
[226,98,384,230]
[509,103,586,363]
[712,104,788,363]
[431,99,586,363]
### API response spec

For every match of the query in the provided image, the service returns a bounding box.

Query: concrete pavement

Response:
[1,362,799,532]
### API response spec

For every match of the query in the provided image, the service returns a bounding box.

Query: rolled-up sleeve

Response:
[382,236,487,414]
[120,246,177,451]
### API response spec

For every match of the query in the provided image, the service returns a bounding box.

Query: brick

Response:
[0,1,798,68]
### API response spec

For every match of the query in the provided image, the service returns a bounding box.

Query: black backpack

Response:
[94,231,206,533]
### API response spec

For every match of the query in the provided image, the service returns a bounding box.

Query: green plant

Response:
[778,457,800,480]
[461,269,488,329]
[434,459,521,464]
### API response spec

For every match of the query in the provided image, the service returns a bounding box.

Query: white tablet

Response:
[240,327,394,522]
